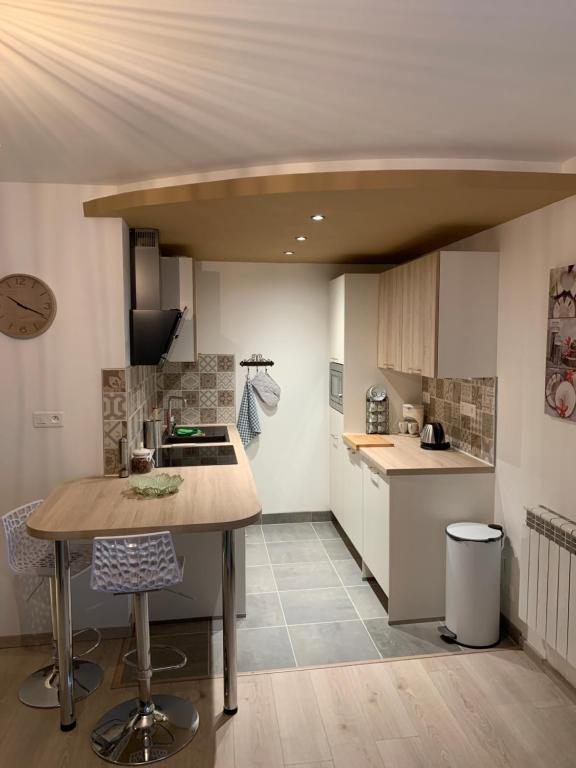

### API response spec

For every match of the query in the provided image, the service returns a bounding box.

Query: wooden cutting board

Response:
[343,433,395,450]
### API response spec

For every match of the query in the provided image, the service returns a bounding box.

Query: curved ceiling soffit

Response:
[83,167,576,218]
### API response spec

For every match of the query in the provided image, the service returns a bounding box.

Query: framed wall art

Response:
[546,264,576,421]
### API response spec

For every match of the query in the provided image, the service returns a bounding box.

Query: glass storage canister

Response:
[131,445,155,474]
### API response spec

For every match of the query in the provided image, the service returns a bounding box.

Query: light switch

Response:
[33,411,64,428]
[460,402,476,418]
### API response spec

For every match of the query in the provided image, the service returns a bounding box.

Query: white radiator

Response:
[520,506,576,665]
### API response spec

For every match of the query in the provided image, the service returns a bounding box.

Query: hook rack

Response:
[240,354,274,368]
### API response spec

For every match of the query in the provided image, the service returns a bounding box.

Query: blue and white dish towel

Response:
[237,377,261,446]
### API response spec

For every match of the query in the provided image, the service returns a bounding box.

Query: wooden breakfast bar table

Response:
[26,425,261,732]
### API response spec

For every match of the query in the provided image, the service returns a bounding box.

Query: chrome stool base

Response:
[19,659,104,708]
[90,694,199,765]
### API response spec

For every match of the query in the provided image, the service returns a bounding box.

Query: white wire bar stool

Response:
[2,500,103,708]
[89,531,199,765]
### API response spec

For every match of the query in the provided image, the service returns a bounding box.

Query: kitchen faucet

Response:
[166,396,187,434]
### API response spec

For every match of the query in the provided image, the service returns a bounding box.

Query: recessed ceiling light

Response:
[295,235,307,241]
[283,250,295,256]
[310,214,325,221]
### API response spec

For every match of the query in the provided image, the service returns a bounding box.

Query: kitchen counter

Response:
[27,423,260,731]
[356,433,494,476]
[28,424,261,540]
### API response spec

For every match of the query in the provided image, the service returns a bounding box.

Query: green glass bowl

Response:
[128,473,184,497]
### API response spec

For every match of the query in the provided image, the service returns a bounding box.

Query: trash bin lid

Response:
[446,522,503,542]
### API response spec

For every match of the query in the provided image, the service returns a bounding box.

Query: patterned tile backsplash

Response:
[422,376,496,464]
[101,354,236,475]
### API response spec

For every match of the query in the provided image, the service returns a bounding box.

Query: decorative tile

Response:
[444,379,454,401]
[161,373,182,390]
[182,407,200,424]
[482,411,494,439]
[435,379,445,399]
[103,448,119,475]
[198,354,217,372]
[181,390,199,407]
[472,385,482,408]
[181,372,199,390]
[200,407,217,423]
[217,354,235,372]
[217,372,234,390]
[199,390,218,408]
[103,392,127,419]
[103,419,126,449]
[159,361,182,374]
[460,382,472,403]
[181,360,198,371]
[482,390,495,414]
[200,373,217,389]
[102,369,126,392]
[217,407,236,423]
[218,390,234,406]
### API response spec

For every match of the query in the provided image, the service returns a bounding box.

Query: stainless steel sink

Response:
[163,425,230,445]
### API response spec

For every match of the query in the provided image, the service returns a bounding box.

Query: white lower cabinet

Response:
[341,446,364,554]
[329,410,344,524]
[362,462,390,596]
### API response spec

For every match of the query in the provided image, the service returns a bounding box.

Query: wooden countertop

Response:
[356,434,494,476]
[27,425,261,540]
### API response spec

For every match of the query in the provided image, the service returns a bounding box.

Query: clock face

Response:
[0,274,57,338]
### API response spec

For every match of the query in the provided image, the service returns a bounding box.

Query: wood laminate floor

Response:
[0,641,575,767]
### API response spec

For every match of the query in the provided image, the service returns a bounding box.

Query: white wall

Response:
[0,182,126,636]
[197,261,341,515]
[447,194,576,683]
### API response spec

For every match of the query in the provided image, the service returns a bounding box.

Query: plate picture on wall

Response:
[546,264,576,421]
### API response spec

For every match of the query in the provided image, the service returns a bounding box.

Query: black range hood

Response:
[130,309,184,366]
[129,228,184,365]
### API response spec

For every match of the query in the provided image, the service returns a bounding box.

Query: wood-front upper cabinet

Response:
[401,252,439,378]
[378,250,499,379]
[377,266,404,371]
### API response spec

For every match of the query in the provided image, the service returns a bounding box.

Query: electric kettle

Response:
[420,422,451,450]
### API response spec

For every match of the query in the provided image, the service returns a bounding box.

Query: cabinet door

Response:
[377,268,403,370]
[362,462,390,595]
[401,252,439,377]
[340,446,364,555]
[329,432,344,524]
[329,277,345,364]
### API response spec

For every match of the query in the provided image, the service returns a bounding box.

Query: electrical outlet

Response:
[422,391,430,404]
[33,411,64,428]
[460,402,476,418]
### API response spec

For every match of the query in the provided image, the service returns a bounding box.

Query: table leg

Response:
[54,540,75,731]
[222,530,237,715]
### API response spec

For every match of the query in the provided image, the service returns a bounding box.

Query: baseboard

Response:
[259,510,334,524]
[499,613,523,647]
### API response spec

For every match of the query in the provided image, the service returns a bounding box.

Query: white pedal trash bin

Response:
[440,522,503,648]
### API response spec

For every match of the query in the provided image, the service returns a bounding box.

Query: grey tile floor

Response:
[214,519,466,673]
[120,519,510,684]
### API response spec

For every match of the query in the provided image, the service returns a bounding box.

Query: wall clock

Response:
[0,273,57,338]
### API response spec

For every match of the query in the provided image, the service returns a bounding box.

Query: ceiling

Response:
[2,1,576,184]
[84,170,576,263]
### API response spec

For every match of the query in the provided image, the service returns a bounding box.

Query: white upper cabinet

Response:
[378,250,499,379]
[161,256,197,362]
[329,275,345,363]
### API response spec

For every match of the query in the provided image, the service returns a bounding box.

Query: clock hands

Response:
[4,295,47,319]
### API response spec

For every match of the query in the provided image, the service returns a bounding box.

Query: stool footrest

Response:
[122,643,187,673]
[72,626,102,658]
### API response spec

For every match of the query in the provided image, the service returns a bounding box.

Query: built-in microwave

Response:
[329,362,343,412]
